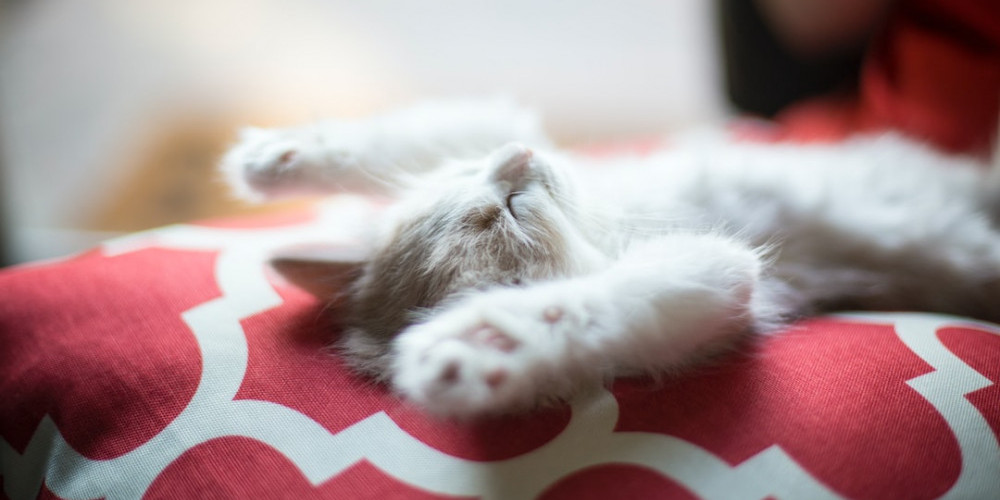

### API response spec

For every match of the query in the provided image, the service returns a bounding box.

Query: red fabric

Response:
[938,327,1000,442]
[2,229,999,498]
[738,0,1000,157]
[613,319,961,500]
[146,438,470,500]
[0,249,211,459]
[539,464,700,500]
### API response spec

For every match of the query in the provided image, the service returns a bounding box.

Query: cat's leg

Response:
[221,98,550,200]
[392,233,775,416]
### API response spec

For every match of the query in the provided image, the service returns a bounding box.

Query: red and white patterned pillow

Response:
[1,197,998,499]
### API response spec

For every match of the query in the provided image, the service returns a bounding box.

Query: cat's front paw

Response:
[220,126,340,200]
[394,320,527,416]
[391,290,592,416]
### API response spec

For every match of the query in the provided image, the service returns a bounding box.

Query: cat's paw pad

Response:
[394,316,537,416]
[392,287,590,416]
[461,324,520,352]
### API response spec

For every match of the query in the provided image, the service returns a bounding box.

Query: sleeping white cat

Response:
[221,99,1000,417]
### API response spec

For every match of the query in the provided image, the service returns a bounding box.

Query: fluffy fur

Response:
[222,99,1000,416]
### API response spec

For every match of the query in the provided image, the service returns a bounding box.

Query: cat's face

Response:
[345,143,596,344]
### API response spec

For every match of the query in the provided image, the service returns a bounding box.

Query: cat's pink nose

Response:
[491,143,534,184]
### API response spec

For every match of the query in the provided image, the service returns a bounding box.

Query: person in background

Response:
[720,0,1000,157]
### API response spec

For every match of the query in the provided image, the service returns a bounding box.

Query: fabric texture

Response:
[1,196,999,499]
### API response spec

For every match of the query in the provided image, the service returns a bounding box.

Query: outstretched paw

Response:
[394,320,525,416]
[392,290,591,416]
[220,126,333,201]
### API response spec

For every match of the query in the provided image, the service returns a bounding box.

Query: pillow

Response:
[2,198,998,500]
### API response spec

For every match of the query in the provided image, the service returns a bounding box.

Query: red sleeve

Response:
[769,0,1000,157]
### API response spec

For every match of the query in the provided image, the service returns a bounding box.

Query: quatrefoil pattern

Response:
[2,199,998,499]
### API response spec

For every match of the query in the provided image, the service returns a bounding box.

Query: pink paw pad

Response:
[464,324,519,352]
[438,361,460,383]
[484,369,508,388]
[277,150,297,165]
[543,306,564,323]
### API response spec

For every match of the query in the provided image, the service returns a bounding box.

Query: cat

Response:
[221,98,1000,417]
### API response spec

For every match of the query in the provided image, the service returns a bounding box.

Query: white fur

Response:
[220,98,548,201]
[394,233,763,415]
[222,99,1000,416]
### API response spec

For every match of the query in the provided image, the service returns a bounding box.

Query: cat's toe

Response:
[461,324,520,352]
[243,145,301,186]
[236,131,302,178]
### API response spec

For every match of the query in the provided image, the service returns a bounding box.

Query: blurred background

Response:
[0,0,730,265]
[1,0,881,265]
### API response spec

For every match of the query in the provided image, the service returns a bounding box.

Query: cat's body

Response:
[222,99,1000,416]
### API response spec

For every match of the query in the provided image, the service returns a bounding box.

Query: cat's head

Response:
[274,143,602,376]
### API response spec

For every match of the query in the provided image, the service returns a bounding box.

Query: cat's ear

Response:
[269,244,368,304]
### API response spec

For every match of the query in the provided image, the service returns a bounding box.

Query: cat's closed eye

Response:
[505,192,523,219]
